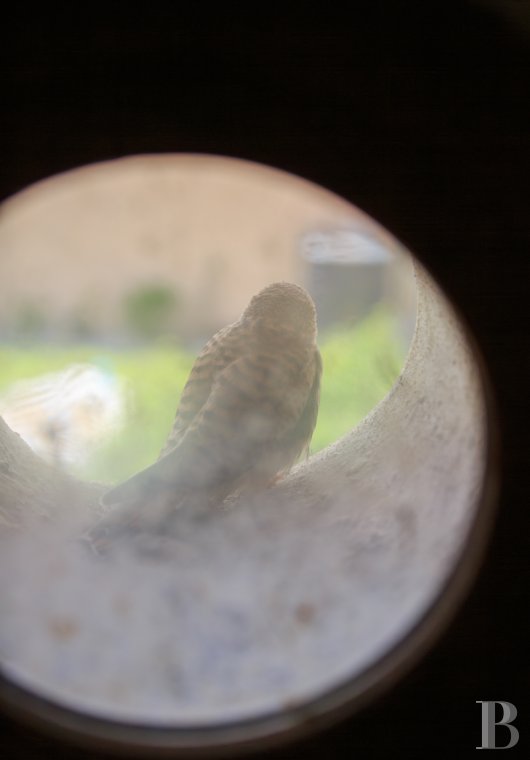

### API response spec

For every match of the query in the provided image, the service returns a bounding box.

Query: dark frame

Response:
[1,3,528,757]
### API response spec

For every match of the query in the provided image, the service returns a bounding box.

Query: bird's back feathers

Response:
[101,282,321,511]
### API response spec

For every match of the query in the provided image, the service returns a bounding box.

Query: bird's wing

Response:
[159,325,236,456]
[285,347,322,460]
[102,351,310,507]
[159,351,312,486]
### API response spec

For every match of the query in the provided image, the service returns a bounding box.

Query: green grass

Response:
[0,307,407,483]
[312,308,405,452]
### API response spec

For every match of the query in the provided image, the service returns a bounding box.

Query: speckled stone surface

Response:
[0,264,487,725]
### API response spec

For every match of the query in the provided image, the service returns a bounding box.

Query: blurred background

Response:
[0,155,416,484]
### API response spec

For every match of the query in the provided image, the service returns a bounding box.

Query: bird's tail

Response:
[100,460,170,508]
[101,436,192,510]
[89,463,211,555]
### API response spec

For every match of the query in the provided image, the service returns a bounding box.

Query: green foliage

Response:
[0,307,407,483]
[314,307,405,452]
[123,285,179,339]
[0,344,193,483]
[13,304,47,339]
[80,346,193,482]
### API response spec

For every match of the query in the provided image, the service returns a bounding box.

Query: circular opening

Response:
[0,155,495,755]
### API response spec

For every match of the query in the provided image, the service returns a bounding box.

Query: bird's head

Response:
[242,282,317,342]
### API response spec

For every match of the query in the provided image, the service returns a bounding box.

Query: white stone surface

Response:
[0,264,487,726]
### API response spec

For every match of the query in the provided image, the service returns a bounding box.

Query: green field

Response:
[0,307,407,484]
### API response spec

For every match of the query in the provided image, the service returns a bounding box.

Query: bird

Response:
[100,282,322,515]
